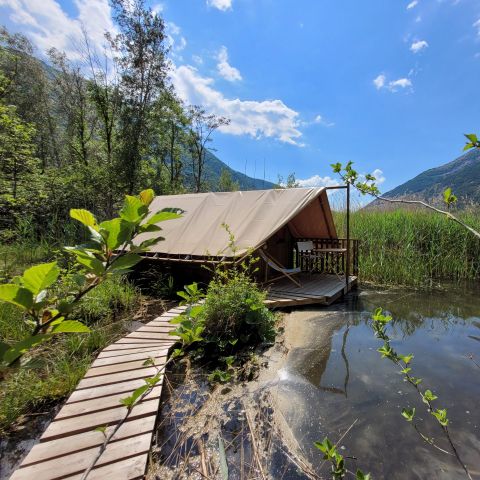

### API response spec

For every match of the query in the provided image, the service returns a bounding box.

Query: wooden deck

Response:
[11,306,185,480]
[264,273,357,308]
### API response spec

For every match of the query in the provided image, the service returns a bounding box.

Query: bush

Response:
[202,268,276,347]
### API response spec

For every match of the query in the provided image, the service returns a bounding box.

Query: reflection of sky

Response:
[270,288,480,480]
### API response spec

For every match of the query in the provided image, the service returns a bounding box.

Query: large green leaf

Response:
[22,262,60,295]
[146,211,181,225]
[120,196,148,223]
[70,209,97,229]
[139,189,155,206]
[51,320,90,333]
[2,334,52,365]
[99,218,133,250]
[138,223,162,234]
[75,252,105,276]
[109,253,142,272]
[0,284,34,310]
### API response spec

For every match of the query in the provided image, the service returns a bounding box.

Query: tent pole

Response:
[345,182,350,289]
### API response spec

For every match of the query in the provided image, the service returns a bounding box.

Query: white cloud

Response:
[297,175,340,188]
[192,55,204,65]
[207,0,232,11]
[410,39,428,53]
[369,168,386,185]
[374,73,413,92]
[216,46,242,82]
[0,0,116,60]
[373,74,386,90]
[474,19,480,36]
[407,0,418,9]
[388,78,412,90]
[171,64,303,145]
[311,114,334,127]
[166,22,187,52]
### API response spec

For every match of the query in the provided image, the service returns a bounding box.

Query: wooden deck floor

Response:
[11,306,185,480]
[264,273,357,308]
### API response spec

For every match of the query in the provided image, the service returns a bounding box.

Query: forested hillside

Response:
[0,1,272,244]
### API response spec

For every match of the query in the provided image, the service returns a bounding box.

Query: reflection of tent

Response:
[135,188,336,263]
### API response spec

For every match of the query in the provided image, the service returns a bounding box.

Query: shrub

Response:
[202,268,276,348]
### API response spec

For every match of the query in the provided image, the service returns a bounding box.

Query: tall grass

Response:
[0,258,141,431]
[334,209,480,286]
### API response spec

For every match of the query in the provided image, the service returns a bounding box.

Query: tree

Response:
[186,105,230,193]
[151,90,189,193]
[218,168,239,192]
[108,0,170,194]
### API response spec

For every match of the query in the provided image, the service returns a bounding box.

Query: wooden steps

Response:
[10,306,185,480]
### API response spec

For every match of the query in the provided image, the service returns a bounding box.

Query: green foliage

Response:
[218,168,239,192]
[463,133,479,151]
[334,209,480,286]
[315,437,370,479]
[0,274,137,431]
[0,189,178,367]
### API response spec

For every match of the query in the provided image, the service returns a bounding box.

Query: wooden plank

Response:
[76,366,159,390]
[93,350,169,366]
[56,386,162,420]
[85,356,167,377]
[68,378,156,403]
[67,453,148,480]
[11,433,152,480]
[124,331,173,340]
[41,399,158,441]
[17,416,156,467]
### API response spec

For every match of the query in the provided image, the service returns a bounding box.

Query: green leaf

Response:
[356,470,371,480]
[22,262,60,295]
[137,237,164,251]
[465,133,478,144]
[120,196,148,223]
[146,210,181,225]
[70,209,97,229]
[0,284,34,310]
[109,253,142,272]
[75,252,105,276]
[422,389,438,403]
[138,223,162,234]
[401,407,415,422]
[99,218,133,250]
[463,142,474,151]
[2,334,52,364]
[139,189,155,206]
[51,320,90,333]
[120,384,149,408]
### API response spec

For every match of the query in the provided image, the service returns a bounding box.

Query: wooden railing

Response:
[294,238,359,276]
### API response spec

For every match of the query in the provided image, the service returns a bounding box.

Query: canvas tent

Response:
[134,188,337,261]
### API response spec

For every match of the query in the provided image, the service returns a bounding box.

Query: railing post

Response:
[345,182,350,288]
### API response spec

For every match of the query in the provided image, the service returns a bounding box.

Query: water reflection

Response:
[260,285,480,479]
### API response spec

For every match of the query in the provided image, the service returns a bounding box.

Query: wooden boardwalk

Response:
[10,306,186,480]
[265,273,357,308]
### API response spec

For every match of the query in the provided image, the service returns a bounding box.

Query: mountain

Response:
[185,149,276,191]
[379,148,480,205]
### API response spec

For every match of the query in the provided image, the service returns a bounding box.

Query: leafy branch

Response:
[0,188,181,369]
[331,132,480,241]
[372,308,473,480]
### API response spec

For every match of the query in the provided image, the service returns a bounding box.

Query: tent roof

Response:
[135,188,337,258]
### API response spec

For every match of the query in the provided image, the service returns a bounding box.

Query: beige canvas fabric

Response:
[134,188,337,258]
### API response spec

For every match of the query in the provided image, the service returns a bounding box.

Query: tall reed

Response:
[334,208,480,286]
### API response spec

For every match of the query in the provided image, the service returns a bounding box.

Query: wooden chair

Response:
[296,240,347,279]
[258,248,302,288]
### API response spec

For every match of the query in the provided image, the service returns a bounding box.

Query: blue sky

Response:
[1,0,480,192]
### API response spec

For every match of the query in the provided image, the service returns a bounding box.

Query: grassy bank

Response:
[0,244,141,432]
[334,209,480,286]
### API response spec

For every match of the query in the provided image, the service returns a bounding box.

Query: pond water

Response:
[263,286,480,479]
